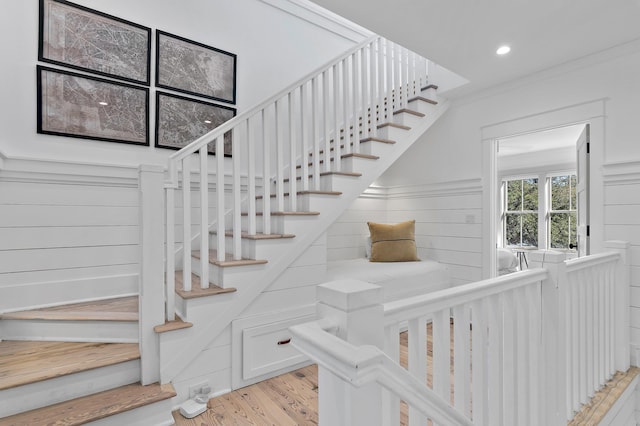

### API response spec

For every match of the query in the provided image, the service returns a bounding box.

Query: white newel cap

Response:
[317,280,383,311]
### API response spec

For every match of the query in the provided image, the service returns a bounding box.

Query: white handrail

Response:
[165,35,378,182]
[383,268,548,325]
[290,320,474,426]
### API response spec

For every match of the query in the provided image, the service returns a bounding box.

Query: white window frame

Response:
[501,170,577,252]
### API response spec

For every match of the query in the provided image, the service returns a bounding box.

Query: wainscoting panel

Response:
[0,155,141,312]
[603,161,640,365]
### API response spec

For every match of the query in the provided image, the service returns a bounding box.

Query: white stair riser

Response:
[175,290,236,324]
[393,111,424,128]
[422,87,438,100]
[190,256,267,288]
[255,192,342,212]
[359,141,396,157]
[86,399,175,426]
[210,233,293,261]
[0,359,140,417]
[0,319,138,343]
[376,125,410,141]
[407,99,437,115]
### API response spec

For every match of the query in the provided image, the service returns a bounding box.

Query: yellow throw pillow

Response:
[367,220,419,262]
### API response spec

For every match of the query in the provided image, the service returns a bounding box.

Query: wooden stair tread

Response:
[174,272,236,299]
[256,190,342,199]
[282,171,361,182]
[393,108,425,117]
[376,122,411,130]
[319,171,361,177]
[0,297,138,322]
[211,231,296,240]
[407,95,438,105]
[241,211,320,217]
[154,316,193,333]
[341,153,379,160]
[360,137,396,144]
[0,341,140,390]
[568,367,640,425]
[1,382,176,426]
[192,249,267,267]
[421,83,439,91]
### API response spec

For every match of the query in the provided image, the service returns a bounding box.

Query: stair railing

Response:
[294,242,629,425]
[163,35,433,320]
[290,319,474,426]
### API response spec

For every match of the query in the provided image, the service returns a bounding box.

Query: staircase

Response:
[155,35,450,383]
[0,35,449,424]
[0,299,176,425]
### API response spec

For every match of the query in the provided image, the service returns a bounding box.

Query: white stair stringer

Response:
[160,98,450,383]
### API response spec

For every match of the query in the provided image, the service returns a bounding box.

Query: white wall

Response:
[379,42,640,361]
[0,0,359,167]
[326,194,388,261]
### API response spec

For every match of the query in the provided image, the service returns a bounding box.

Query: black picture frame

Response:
[156,30,237,104]
[37,65,149,146]
[155,91,236,156]
[39,0,151,85]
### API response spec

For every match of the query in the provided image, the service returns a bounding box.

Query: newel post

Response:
[529,250,568,425]
[316,280,384,426]
[138,164,165,385]
[606,240,631,371]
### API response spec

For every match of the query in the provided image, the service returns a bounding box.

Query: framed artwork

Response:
[156,30,237,104]
[39,0,151,85]
[155,91,236,156]
[37,65,149,146]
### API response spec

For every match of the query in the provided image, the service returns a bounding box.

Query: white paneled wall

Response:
[326,195,388,261]
[325,181,483,285]
[386,181,483,285]
[0,158,141,311]
[603,161,640,368]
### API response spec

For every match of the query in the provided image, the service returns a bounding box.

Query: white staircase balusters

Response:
[182,159,192,291]
[160,33,439,347]
[288,90,298,212]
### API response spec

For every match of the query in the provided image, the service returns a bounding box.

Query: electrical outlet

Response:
[188,381,208,399]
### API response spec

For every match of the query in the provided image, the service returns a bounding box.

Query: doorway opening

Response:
[494,123,590,276]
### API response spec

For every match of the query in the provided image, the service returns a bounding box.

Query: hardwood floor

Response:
[173,365,318,426]
[173,326,446,426]
[174,324,634,426]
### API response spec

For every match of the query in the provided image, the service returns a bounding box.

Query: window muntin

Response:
[504,178,539,248]
[502,174,577,251]
[549,175,577,249]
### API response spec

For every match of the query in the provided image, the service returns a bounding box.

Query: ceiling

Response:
[498,124,585,158]
[310,0,640,97]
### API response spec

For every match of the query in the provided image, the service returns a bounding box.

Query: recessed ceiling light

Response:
[98,101,108,106]
[204,120,212,124]
[496,45,511,55]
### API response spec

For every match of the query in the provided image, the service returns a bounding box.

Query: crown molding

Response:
[258,0,373,43]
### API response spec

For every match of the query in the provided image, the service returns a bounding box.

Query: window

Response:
[549,175,577,249]
[504,178,538,247]
[502,174,577,251]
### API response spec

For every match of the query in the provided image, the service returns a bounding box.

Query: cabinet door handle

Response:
[277,338,291,345]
